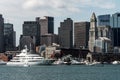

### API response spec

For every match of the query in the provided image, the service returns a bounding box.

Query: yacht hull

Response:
[7,59,55,66]
[7,61,44,66]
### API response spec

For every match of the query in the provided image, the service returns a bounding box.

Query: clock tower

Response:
[88,13,98,52]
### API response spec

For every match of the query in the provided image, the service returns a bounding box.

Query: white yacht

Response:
[7,46,46,66]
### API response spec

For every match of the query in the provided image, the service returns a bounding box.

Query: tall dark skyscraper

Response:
[112,28,120,47]
[74,22,90,48]
[0,14,4,53]
[58,18,73,48]
[21,21,40,50]
[4,23,16,51]
[36,16,54,35]
[98,14,110,26]
[110,13,120,47]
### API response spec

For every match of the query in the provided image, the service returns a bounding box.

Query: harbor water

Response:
[0,65,120,80]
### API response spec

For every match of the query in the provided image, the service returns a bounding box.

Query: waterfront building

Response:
[0,14,5,53]
[74,22,90,48]
[36,16,54,35]
[88,13,98,52]
[89,13,112,53]
[97,25,112,39]
[58,18,73,48]
[95,37,111,53]
[22,21,40,46]
[98,14,110,26]
[97,25,112,52]
[44,46,56,59]
[0,54,8,61]
[60,48,89,59]
[110,13,120,47]
[41,34,58,46]
[4,23,16,51]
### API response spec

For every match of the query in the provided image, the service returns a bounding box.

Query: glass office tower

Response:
[98,14,110,26]
[111,13,120,47]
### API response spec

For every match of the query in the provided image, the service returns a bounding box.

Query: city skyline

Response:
[0,0,120,45]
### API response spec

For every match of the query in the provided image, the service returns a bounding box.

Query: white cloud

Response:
[22,0,116,16]
[23,0,38,9]
[22,0,82,16]
[50,0,66,8]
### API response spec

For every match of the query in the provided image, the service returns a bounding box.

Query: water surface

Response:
[0,65,120,80]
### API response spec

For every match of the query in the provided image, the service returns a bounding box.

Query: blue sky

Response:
[0,0,119,45]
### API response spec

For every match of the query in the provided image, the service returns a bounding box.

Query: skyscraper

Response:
[88,13,98,52]
[112,28,120,47]
[110,13,120,28]
[36,16,54,45]
[74,22,90,48]
[4,23,16,51]
[98,14,110,26]
[110,13,120,47]
[0,14,4,53]
[36,16,54,35]
[58,18,73,48]
[21,21,40,50]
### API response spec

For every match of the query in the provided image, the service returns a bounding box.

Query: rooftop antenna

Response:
[30,43,32,51]
[6,19,9,23]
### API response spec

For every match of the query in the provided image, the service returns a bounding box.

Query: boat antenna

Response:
[30,43,32,51]
[25,45,27,50]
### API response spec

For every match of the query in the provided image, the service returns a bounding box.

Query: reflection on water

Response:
[0,65,120,80]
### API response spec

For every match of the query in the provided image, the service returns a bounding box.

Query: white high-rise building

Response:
[88,13,98,52]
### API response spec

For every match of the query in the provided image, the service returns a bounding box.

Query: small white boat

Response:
[0,60,7,65]
[71,60,85,65]
[85,60,101,66]
[53,59,64,65]
[112,61,119,65]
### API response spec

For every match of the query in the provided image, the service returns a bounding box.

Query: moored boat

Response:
[112,61,119,65]
[53,59,64,65]
[0,60,7,65]
[7,46,52,66]
[71,60,85,65]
